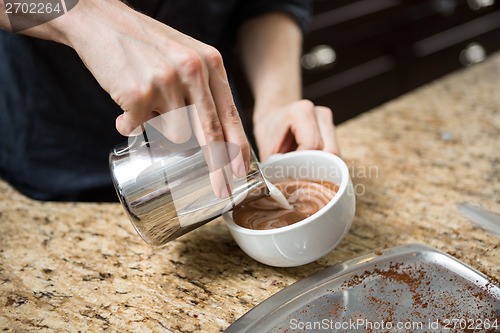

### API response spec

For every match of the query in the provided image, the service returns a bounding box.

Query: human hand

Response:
[253,100,340,161]
[53,0,249,196]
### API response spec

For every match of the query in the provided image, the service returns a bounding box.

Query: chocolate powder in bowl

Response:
[233,179,339,230]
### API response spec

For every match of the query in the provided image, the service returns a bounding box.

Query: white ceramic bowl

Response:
[223,150,355,267]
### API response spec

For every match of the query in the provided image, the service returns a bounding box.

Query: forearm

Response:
[238,13,303,120]
[0,0,133,47]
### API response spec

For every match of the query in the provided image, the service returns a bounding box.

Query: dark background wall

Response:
[302,0,500,123]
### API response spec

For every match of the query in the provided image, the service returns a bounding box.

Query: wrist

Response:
[251,73,301,119]
[50,0,128,47]
[45,0,91,46]
[253,93,300,121]
[12,0,131,47]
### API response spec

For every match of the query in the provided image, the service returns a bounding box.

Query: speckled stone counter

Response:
[1,53,499,332]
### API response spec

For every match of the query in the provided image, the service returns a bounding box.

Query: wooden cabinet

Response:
[303,0,500,123]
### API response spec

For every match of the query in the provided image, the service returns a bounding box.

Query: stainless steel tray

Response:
[225,244,500,333]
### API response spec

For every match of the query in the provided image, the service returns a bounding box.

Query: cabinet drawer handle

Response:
[467,0,495,10]
[459,42,486,66]
[301,45,336,70]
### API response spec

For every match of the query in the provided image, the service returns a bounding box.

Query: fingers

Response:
[315,106,341,156]
[182,47,251,198]
[148,108,191,144]
[205,48,250,178]
[184,67,234,198]
[115,64,187,139]
[207,149,233,199]
[271,100,340,157]
[147,82,189,144]
[116,109,148,137]
[290,100,324,151]
[152,70,189,142]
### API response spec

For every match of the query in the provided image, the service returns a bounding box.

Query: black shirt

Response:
[0,0,310,201]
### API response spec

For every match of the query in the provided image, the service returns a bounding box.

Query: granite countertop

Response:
[1,53,499,332]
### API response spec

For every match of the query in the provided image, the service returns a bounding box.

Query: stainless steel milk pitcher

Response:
[109,106,269,245]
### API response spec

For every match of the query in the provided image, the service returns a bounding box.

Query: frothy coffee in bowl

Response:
[233,179,339,230]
